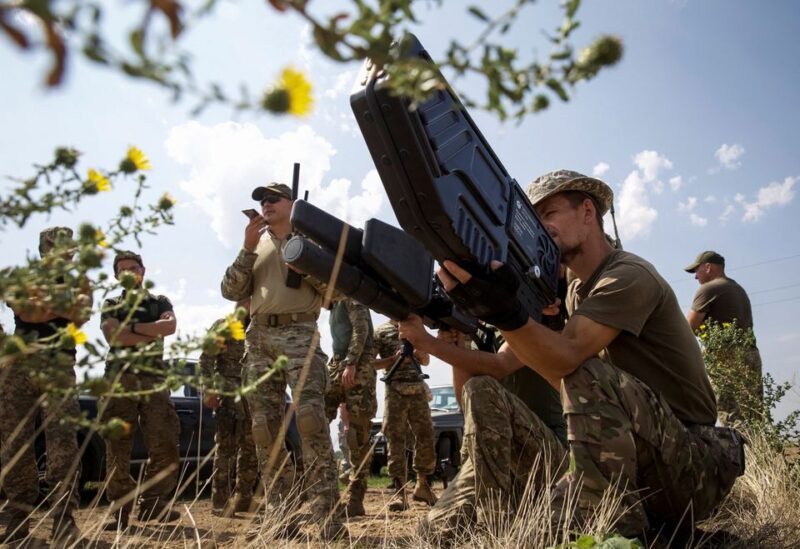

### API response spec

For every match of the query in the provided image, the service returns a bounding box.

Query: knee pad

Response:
[295,404,326,437]
[251,412,273,448]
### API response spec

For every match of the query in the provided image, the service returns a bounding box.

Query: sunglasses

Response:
[260,195,285,205]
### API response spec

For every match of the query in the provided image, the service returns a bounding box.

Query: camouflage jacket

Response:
[199,317,245,390]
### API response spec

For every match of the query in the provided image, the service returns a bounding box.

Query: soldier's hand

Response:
[398,314,433,351]
[203,392,221,409]
[542,298,562,316]
[243,215,268,252]
[342,364,356,390]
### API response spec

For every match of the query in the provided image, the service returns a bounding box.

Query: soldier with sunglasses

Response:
[220,182,345,540]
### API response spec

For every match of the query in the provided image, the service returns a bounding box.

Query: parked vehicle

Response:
[369,385,463,482]
[1,359,301,498]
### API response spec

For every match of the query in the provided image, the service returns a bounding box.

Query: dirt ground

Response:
[0,484,437,547]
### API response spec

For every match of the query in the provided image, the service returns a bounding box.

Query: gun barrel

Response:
[283,236,411,320]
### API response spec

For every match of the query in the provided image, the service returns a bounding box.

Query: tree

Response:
[0,0,622,121]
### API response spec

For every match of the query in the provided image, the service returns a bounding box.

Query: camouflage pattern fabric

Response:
[242,316,339,518]
[426,375,566,537]
[325,300,377,503]
[373,321,436,480]
[425,361,743,539]
[100,372,180,505]
[526,169,614,216]
[212,395,258,503]
[199,319,258,504]
[0,350,81,519]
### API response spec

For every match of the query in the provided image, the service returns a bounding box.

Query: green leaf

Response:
[576,534,598,549]
[566,0,581,19]
[546,78,569,101]
[468,6,489,21]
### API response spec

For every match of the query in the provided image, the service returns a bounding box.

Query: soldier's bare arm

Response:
[438,260,620,386]
[400,315,524,380]
[101,317,157,346]
[134,310,177,337]
[687,309,706,332]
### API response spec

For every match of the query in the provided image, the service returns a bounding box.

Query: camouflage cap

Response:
[684,250,725,273]
[113,250,145,274]
[251,182,292,202]
[526,169,614,216]
[39,226,74,256]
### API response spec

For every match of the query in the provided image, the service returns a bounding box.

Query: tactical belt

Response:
[253,312,318,327]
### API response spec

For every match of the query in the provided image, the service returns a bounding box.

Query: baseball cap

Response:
[526,169,614,216]
[39,226,74,256]
[685,251,725,273]
[113,250,145,274]
[251,182,292,202]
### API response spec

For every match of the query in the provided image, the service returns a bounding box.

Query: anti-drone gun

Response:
[350,34,560,322]
[283,199,478,381]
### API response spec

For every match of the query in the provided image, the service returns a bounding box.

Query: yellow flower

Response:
[262,67,313,116]
[120,146,152,173]
[95,229,109,248]
[66,323,88,346]
[87,168,111,192]
[226,317,245,341]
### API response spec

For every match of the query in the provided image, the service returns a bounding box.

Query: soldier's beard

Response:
[559,242,582,265]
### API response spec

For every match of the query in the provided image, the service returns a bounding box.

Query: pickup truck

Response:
[1,360,301,498]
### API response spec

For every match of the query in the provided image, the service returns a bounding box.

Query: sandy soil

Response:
[0,485,436,547]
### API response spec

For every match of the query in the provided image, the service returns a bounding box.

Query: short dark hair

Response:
[561,191,604,229]
[113,251,144,275]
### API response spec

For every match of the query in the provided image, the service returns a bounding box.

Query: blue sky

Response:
[1,0,798,418]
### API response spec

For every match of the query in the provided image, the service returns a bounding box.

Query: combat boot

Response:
[233,492,254,513]
[344,478,367,517]
[211,488,228,511]
[102,505,131,531]
[319,516,348,542]
[2,511,30,544]
[388,477,408,511]
[412,475,438,506]
[137,496,181,523]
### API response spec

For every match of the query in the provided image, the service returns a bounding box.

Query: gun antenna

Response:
[292,162,300,200]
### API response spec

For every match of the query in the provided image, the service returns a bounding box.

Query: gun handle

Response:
[285,270,302,288]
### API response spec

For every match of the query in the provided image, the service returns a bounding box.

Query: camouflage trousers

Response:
[243,318,338,517]
[427,360,743,538]
[0,351,81,520]
[99,372,180,506]
[325,356,377,501]
[212,392,258,505]
[383,382,435,480]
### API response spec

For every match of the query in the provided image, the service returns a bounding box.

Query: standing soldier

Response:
[199,299,258,516]
[220,182,344,540]
[685,251,763,425]
[372,320,437,511]
[324,298,377,516]
[1,227,89,544]
[99,251,181,530]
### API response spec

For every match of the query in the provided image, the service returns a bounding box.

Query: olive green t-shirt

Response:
[567,250,717,426]
[691,277,754,332]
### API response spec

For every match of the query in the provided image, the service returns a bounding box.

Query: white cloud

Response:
[734,176,796,222]
[689,213,708,227]
[678,196,698,213]
[592,162,610,177]
[704,195,716,203]
[669,176,683,192]
[714,143,745,171]
[633,150,673,182]
[324,71,357,99]
[165,121,384,248]
[719,204,735,223]
[616,150,672,241]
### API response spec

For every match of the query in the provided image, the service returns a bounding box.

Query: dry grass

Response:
[2,430,799,548]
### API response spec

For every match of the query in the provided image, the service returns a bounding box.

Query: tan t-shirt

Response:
[250,232,323,316]
[567,250,717,425]
[691,277,754,332]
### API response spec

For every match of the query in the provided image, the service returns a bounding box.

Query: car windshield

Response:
[429,386,459,411]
